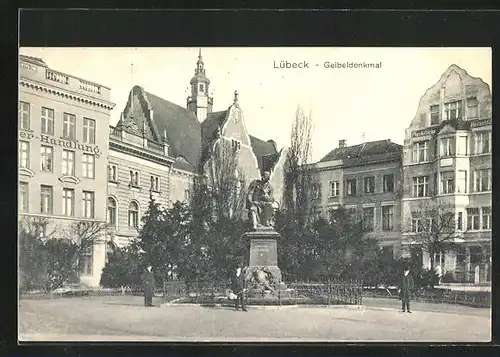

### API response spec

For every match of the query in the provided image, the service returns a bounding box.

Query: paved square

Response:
[18,296,490,342]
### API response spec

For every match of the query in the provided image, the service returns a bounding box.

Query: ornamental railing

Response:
[162,279,363,306]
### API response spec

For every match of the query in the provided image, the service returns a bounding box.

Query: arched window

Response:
[128,201,139,228]
[107,197,117,227]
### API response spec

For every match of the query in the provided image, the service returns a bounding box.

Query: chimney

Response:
[339,139,346,148]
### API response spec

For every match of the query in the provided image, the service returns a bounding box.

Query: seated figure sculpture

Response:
[246,170,276,230]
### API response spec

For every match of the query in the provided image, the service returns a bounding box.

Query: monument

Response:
[242,170,290,298]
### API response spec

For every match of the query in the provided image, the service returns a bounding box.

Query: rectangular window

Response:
[62,150,75,176]
[329,181,339,197]
[467,98,478,119]
[40,146,53,172]
[383,174,394,192]
[467,208,480,230]
[412,141,428,162]
[482,207,491,230]
[79,245,93,276]
[440,137,455,157]
[63,113,76,140]
[382,205,394,231]
[19,101,30,130]
[363,207,374,232]
[83,118,96,144]
[19,182,28,213]
[475,131,491,154]
[412,176,429,197]
[62,188,75,216]
[457,136,468,155]
[440,171,455,194]
[19,141,30,168]
[41,107,54,135]
[430,105,440,125]
[184,189,191,202]
[346,179,356,196]
[474,169,491,192]
[82,191,95,218]
[411,212,422,233]
[457,170,467,193]
[40,185,53,214]
[445,101,462,120]
[82,154,95,179]
[364,176,375,194]
[457,212,463,231]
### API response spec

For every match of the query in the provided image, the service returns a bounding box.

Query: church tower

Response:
[187,49,214,122]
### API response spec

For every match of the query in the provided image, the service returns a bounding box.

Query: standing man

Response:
[142,264,155,307]
[398,266,414,313]
[232,265,247,312]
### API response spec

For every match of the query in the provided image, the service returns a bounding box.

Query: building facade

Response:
[311,139,403,258]
[401,64,492,283]
[107,51,286,247]
[18,55,115,286]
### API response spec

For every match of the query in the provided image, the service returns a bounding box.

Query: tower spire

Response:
[130,62,134,114]
[195,48,205,75]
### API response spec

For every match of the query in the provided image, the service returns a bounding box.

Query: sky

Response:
[19,47,491,162]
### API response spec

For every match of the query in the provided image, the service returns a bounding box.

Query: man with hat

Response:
[231,264,247,312]
[398,265,415,313]
[141,263,155,307]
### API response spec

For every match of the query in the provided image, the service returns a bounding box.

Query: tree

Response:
[18,217,108,292]
[100,244,142,291]
[283,106,314,231]
[18,217,52,292]
[403,201,458,271]
[207,138,247,219]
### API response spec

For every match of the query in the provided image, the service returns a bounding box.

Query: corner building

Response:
[401,65,492,283]
[18,55,115,286]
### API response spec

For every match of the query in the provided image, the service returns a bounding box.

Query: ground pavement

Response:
[18,295,491,342]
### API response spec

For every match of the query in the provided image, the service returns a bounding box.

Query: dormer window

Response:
[199,83,205,93]
[445,101,462,121]
[430,105,439,125]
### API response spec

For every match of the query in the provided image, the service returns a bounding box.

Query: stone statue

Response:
[246,171,276,230]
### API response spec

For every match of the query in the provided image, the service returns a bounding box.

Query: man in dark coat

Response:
[398,267,414,313]
[231,266,247,311]
[141,264,155,307]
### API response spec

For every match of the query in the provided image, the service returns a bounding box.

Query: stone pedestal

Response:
[242,229,292,299]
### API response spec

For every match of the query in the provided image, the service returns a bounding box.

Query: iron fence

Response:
[162,280,363,306]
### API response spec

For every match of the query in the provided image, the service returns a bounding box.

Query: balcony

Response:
[109,126,169,156]
[19,58,110,101]
[109,126,123,139]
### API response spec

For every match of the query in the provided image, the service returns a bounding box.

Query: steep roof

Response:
[201,110,227,147]
[320,139,402,164]
[123,86,202,172]
[249,136,280,171]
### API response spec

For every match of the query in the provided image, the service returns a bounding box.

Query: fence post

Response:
[278,288,281,306]
[326,280,330,306]
[211,282,215,305]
